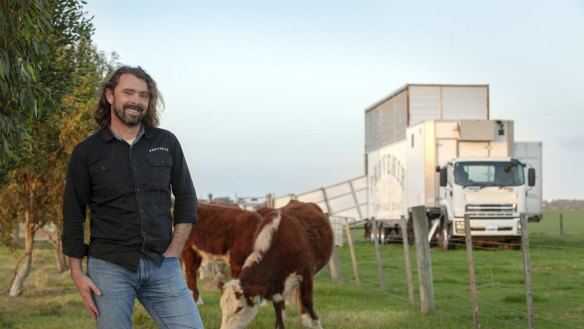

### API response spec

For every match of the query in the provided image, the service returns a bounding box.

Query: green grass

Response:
[1,211,584,328]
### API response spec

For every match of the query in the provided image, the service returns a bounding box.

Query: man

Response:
[62,66,204,329]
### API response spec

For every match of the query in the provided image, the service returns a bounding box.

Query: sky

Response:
[84,0,584,201]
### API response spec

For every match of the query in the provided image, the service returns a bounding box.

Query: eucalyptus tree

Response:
[0,0,109,296]
[0,0,56,179]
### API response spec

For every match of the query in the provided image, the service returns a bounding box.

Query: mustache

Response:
[123,104,145,112]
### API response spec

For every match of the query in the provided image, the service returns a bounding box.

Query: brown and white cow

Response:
[219,201,333,329]
[181,202,263,304]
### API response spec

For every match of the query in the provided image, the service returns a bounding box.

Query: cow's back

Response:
[241,210,312,281]
[188,203,261,256]
[280,201,333,273]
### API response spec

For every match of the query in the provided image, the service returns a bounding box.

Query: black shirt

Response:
[62,126,197,272]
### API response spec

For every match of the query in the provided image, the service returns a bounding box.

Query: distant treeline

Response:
[543,199,584,211]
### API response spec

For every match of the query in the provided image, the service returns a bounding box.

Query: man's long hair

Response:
[94,66,164,128]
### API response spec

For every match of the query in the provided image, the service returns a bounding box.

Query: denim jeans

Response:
[87,256,204,329]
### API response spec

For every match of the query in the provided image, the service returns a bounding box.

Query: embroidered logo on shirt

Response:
[149,147,169,153]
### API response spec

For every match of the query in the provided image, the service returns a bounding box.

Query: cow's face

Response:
[220,280,261,329]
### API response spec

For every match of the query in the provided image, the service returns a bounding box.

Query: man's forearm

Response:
[164,223,192,257]
[69,257,85,278]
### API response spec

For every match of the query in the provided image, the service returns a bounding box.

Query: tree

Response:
[0,0,102,296]
[0,0,57,180]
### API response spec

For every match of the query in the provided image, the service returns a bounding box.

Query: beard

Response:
[113,103,146,127]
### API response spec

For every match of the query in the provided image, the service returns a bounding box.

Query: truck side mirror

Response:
[528,168,536,187]
[440,167,447,187]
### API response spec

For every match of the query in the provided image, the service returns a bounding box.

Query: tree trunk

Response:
[11,224,20,249]
[48,227,68,272]
[9,213,35,297]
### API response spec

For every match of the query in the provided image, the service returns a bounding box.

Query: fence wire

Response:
[340,213,584,329]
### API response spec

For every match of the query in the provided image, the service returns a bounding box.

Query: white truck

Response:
[365,84,542,249]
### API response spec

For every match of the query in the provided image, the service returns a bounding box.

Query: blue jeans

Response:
[87,256,204,329]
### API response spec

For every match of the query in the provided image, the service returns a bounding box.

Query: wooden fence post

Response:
[372,218,386,293]
[401,215,415,306]
[464,214,480,329]
[266,193,274,208]
[344,218,360,286]
[327,214,343,283]
[412,206,435,314]
[521,213,536,329]
[560,213,564,236]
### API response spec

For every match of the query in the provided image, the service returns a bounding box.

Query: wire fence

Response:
[335,211,584,329]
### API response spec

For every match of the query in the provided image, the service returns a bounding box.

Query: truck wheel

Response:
[370,224,385,244]
[405,218,415,245]
[378,227,386,244]
[438,222,455,251]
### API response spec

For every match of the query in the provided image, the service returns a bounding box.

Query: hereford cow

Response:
[219,201,333,329]
[181,203,263,304]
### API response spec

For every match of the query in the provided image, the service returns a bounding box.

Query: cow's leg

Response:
[299,291,313,328]
[294,286,308,324]
[299,277,322,328]
[181,247,204,304]
[229,261,242,279]
[273,300,285,329]
[282,297,287,322]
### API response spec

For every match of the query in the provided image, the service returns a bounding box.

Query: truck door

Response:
[437,139,457,212]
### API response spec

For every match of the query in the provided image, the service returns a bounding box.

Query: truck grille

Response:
[465,204,515,219]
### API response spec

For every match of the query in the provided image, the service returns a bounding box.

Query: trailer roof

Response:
[364,83,490,113]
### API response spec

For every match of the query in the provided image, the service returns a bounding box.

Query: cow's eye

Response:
[235,306,243,314]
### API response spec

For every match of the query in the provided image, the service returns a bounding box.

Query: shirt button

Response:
[136,188,141,192]
[140,209,144,213]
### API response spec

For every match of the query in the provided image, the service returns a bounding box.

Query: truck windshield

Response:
[454,161,525,187]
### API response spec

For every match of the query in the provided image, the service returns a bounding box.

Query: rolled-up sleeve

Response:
[62,145,90,258]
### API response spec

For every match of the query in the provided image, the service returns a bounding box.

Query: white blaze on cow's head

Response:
[219,279,262,329]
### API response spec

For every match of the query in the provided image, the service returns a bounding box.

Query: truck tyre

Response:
[406,216,415,245]
[369,222,385,244]
[438,220,455,251]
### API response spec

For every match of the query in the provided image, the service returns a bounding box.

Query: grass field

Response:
[1,211,583,328]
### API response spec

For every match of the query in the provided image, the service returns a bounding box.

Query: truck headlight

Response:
[455,221,465,234]
[517,221,522,235]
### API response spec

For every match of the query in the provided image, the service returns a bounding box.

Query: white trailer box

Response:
[365,84,542,248]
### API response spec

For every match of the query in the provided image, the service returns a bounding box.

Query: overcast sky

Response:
[84,0,584,201]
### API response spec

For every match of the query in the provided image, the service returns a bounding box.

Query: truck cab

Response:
[438,157,538,248]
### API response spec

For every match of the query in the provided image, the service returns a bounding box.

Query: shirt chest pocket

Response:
[89,159,123,189]
[147,153,173,186]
